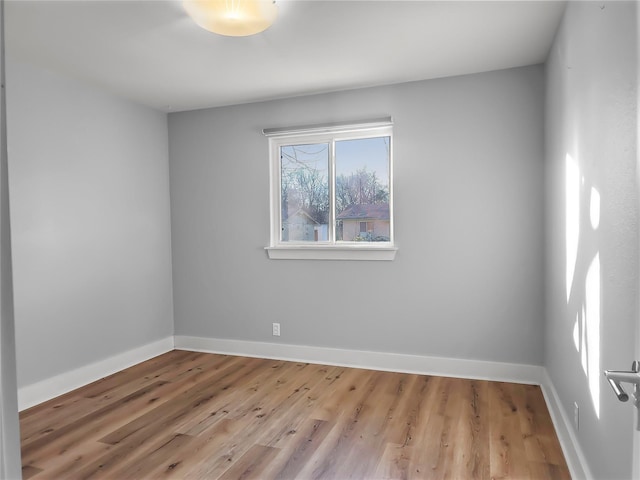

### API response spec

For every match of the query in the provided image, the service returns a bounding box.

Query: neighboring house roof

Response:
[284,208,320,224]
[336,204,389,220]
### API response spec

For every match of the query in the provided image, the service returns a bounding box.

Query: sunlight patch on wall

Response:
[590,187,601,230]
[581,306,587,373]
[585,252,601,417]
[566,153,602,419]
[566,154,581,302]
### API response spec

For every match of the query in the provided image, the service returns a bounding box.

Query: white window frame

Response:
[264,118,397,261]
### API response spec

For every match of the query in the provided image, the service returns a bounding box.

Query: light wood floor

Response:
[20,350,570,479]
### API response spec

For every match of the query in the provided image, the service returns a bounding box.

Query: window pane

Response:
[280,143,329,242]
[335,137,390,242]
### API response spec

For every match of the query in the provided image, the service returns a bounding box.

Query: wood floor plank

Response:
[339,371,415,478]
[183,364,351,480]
[19,395,97,445]
[381,373,425,447]
[20,465,43,480]
[300,380,374,476]
[21,380,171,468]
[173,359,296,436]
[452,379,490,479]
[154,363,335,480]
[405,375,446,478]
[19,351,207,445]
[266,418,333,480]
[373,442,411,479]
[21,351,570,480]
[145,418,241,479]
[23,356,265,475]
[99,433,196,480]
[97,356,263,445]
[218,444,281,480]
[64,350,193,403]
[252,365,352,450]
[489,382,535,480]
[25,437,115,479]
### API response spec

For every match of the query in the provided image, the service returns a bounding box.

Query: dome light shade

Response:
[183,0,278,37]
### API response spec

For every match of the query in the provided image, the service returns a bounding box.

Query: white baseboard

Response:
[174,335,544,385]
[540,369,593,480]
[18,336,174,411]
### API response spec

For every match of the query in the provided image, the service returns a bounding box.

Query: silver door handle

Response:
[604,361,640,430]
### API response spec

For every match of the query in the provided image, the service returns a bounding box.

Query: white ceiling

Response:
[5,0,566,112]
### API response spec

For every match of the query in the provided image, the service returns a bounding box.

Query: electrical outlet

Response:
[272,322,281,336]
[573,402,579,431]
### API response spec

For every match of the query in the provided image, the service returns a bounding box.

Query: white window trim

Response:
[264,118,397,261]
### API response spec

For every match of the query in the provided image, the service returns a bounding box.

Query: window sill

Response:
[265,245,398,261]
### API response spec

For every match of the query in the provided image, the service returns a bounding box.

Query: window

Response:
[264,118,397,260]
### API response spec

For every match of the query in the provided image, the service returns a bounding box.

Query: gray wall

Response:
[0,3,22,477]
[544,2,638,478]
[5,58,174,388]
[169,65,546,366]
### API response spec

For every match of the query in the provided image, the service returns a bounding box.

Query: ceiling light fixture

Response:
[183,0,278,37]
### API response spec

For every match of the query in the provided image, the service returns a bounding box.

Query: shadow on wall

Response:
[565,152,601,418]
